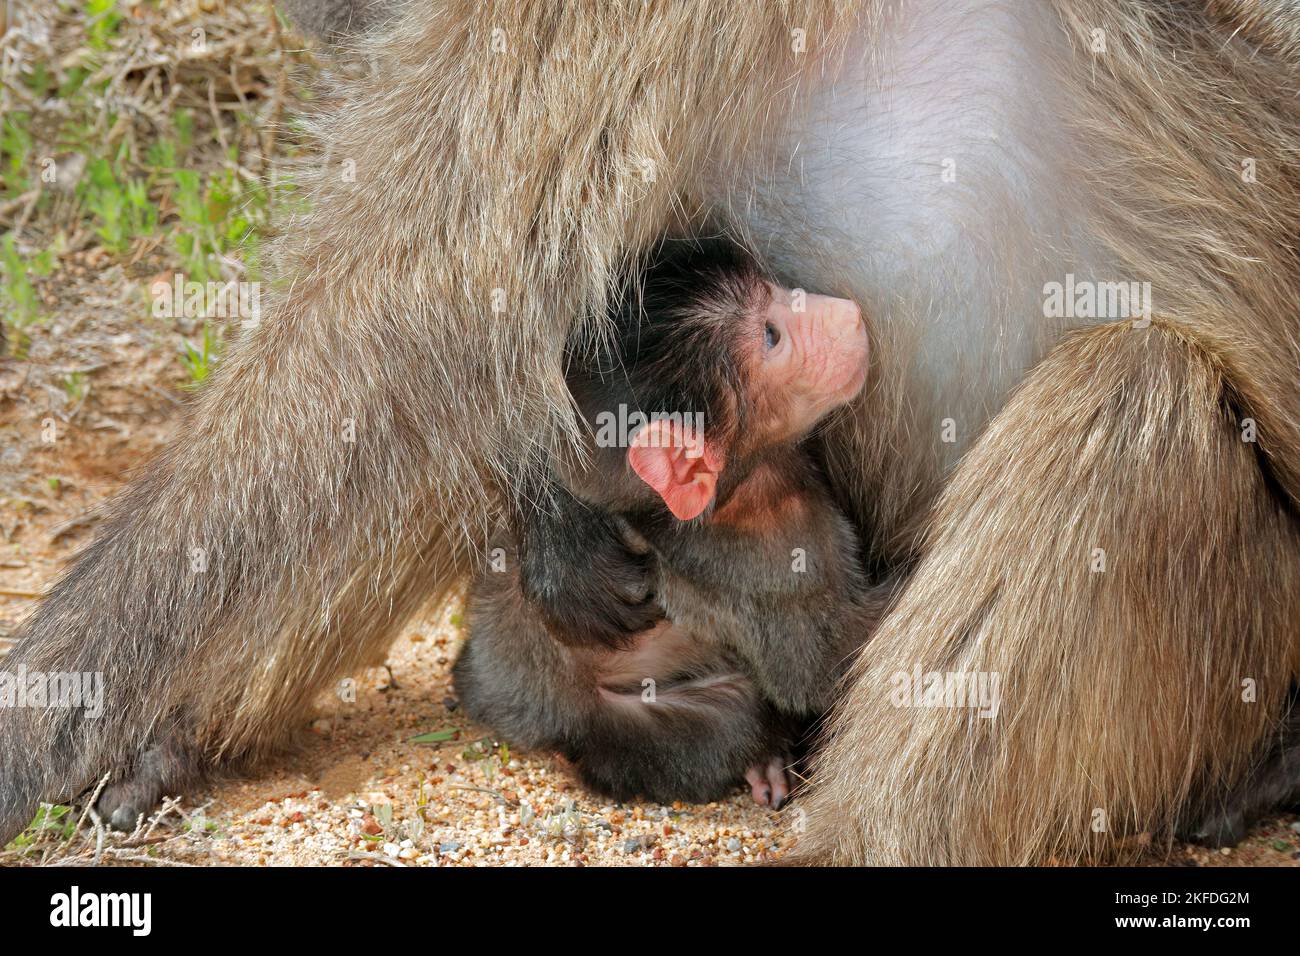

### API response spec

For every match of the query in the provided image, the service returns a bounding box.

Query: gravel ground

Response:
[158,602,796,868]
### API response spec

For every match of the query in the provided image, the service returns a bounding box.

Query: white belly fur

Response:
[716,0,1110,468]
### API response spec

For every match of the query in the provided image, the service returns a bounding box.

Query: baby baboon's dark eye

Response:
[764,322,781,349]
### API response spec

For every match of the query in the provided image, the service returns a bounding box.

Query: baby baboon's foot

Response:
[95,736,202,831]
[745,755,791,810]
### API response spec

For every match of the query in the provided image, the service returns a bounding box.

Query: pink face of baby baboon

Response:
[627,279,868,522]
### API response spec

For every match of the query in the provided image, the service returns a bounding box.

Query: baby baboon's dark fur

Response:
[455,240,886,804]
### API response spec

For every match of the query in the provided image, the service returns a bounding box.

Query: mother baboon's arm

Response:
[792,319,1300,865]
[0,2,853,843]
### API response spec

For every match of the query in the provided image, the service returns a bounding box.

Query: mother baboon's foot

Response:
[95,734,203,831]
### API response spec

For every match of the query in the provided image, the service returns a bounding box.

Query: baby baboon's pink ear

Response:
[627,420,722,521]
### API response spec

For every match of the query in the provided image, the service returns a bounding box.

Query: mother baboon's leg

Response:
[793,319,1300,865]
[0,1,847,845]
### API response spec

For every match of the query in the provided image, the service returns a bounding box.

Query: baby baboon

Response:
[454,239,886,806]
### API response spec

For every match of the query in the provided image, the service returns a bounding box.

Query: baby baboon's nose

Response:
[807,294,863,337]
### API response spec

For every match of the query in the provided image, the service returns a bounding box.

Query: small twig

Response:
[0,189,38,217]
[53,362,107,375]
[99,850,196,867]
[140,795,182,841]
[87,807,106,866]
[114,834,171,850]
[0,588,41,599]
[228,58,249,112]
[12,186,41,237]
[72,772,112,837]
[145,382,184,407]
[346,851,407,867]
[207,77,231,156]
[261,4,287,170]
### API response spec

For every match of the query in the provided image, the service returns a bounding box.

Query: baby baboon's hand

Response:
[518,485,664,648]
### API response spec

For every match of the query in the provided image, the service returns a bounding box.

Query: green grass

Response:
[1,234,41,328]
[6,804,75,850]
[0,9,296,373]
[1,112,33,196]
[62,370,87,402]
[85,0,124,52]
[82,152,157,254]
[180,322,222,386]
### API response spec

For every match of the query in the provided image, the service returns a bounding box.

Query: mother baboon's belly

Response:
[714,0,1110,481]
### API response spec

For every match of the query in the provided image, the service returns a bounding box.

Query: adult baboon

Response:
[1,0,1297,863]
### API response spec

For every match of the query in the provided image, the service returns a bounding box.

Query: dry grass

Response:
[1,0,309,241]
